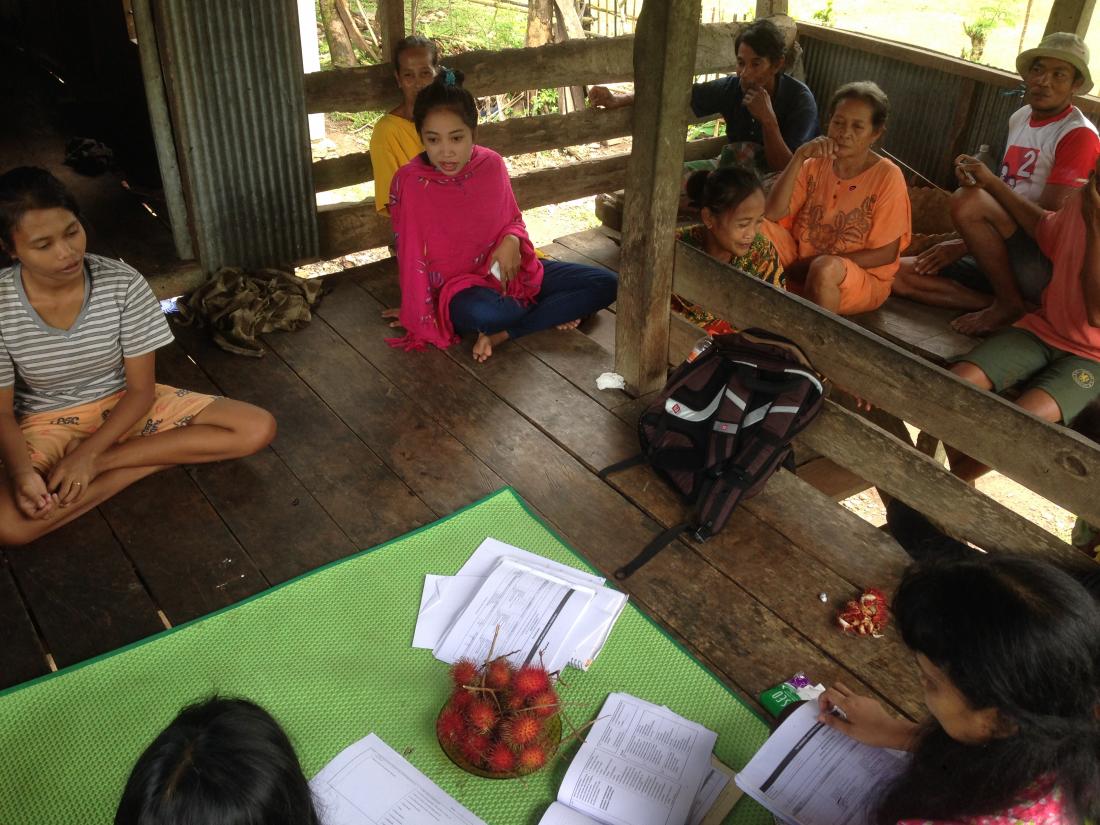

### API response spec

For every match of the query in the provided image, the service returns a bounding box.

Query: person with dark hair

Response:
[387,71,617,363]
[893,33,1100,336]
[946,157,1100,483]
[0,167,275,545]
[115,697,319,825]
[817,555,1100,825]
[763,81,911,314]
[370,34,442,218]
[588,18,818,174]
[672,166,784,334]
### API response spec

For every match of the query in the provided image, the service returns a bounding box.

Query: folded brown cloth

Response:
[176,267,324,357]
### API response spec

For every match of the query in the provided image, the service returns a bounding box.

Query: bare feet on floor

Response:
[951,301,1025,336]
[473,331,509,363]
[555,319,581,331]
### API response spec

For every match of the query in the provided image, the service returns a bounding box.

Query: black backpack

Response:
[601,329,824,579]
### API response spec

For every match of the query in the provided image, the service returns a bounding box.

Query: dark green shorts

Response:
[954,327,1100,423]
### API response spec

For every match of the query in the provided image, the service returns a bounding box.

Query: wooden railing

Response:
[303,20,804,259]
[669,243,1100,558]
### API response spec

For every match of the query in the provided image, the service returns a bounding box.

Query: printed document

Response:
[735,701,908,825]
[433,557,596,670]
[551,693,718,825]
[311,733,486,825]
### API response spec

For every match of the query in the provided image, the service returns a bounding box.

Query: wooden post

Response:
[379,0,405,62]
[614,0,701,394]
[755,0,789,17]
[1043,0,1095,37]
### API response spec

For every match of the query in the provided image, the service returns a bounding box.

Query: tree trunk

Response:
[527,0,554,46]
[320,0,357,68]
[336,0,373,57]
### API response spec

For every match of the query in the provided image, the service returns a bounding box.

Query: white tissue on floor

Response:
[596,372,626,390]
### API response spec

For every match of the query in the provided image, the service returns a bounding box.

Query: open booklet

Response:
[538,693,739,825]
[735,701,909,825]
[414,538,629,672]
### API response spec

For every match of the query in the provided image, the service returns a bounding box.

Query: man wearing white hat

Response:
[893,33,1099,335]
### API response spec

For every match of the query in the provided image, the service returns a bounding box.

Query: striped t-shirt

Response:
[0,254,174,417]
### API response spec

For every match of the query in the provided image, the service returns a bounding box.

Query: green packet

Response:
[759,673,825,717]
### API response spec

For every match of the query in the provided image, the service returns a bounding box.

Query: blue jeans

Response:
[449,259,618,340]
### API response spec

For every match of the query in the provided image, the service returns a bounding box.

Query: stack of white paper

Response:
[413,538,629,672]
[311,733,487,825]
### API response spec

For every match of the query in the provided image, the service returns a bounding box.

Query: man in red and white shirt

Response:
[893,33,1099,335]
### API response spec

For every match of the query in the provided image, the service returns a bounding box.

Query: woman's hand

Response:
[742,87,776,125]
[11,469,55,519]
[817,682,919,750]
[796,136,837,161]
[913,238,968,275]
[588,86,617,108]
[47,442,98,506]
[490,234,522,286]
[954,154,996,189]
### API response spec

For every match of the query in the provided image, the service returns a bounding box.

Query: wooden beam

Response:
[316,137,725,257]
[1044,0,1096,37]
[671,241,1100,526]
[756,0,790,17]
[378,0,405,62]
[304,21,748,113]
[801,400,1080,563]
[312,106,633,191]
[615,0,702,394]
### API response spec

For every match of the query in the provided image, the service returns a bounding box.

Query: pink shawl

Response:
[386,146,543,351]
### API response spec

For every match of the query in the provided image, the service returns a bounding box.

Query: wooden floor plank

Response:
[317,280,891,712]
[98,468,268,622]
[420,312,923,718]
[553,228,624,271]
[260,307,505,517]
[153,341,359,583]
[0,558,50,688]
[6,513,165,669]
[170,324,436,549]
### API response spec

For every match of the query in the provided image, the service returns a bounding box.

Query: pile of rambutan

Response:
[436,657,563,777]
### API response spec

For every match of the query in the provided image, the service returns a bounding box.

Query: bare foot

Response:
[950,301,1025,336]
[381,307,402,329]
[555,319,581,331]
[473,333,494,363]
[472,331,509,363]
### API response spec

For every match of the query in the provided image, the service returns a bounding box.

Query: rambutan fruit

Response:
[449,688,474,713]
[528,689,559,717]
[436,707,466,742]
[505,692,526,712]
[516,743,549,773]
[466,698,498,734]
[459,731,491,766]
[486,742,516,774]
[513,665,551,698]
[485,659,514,691]
[502,714,543,747]
[450,658,479,689]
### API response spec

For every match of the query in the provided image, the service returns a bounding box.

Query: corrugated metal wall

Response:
[801,35,1028,188]
[155,0,318,272]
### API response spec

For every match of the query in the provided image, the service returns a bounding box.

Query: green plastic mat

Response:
[0,487,771,825]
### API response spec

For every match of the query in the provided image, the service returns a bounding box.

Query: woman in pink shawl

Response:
[387,69,618,362]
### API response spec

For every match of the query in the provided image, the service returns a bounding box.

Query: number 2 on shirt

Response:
[1003,145,1040,185]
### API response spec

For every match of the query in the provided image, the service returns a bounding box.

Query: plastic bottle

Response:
[686,336,713,363]
[973,144,998,174]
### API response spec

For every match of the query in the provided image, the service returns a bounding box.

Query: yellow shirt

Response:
[370,113,423,215]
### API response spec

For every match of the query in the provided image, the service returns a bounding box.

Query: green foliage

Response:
[688,119,723,140]
[330,110,385,132]
[961,4,1015,62]
[527,88,560,117]
[415,0,527,54]
[811,0,835,27]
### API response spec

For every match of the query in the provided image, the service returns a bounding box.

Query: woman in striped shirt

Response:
[0,167,276,545]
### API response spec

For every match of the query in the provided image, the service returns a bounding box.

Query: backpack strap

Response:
[614,522,691,579]
[598,453,648,479]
